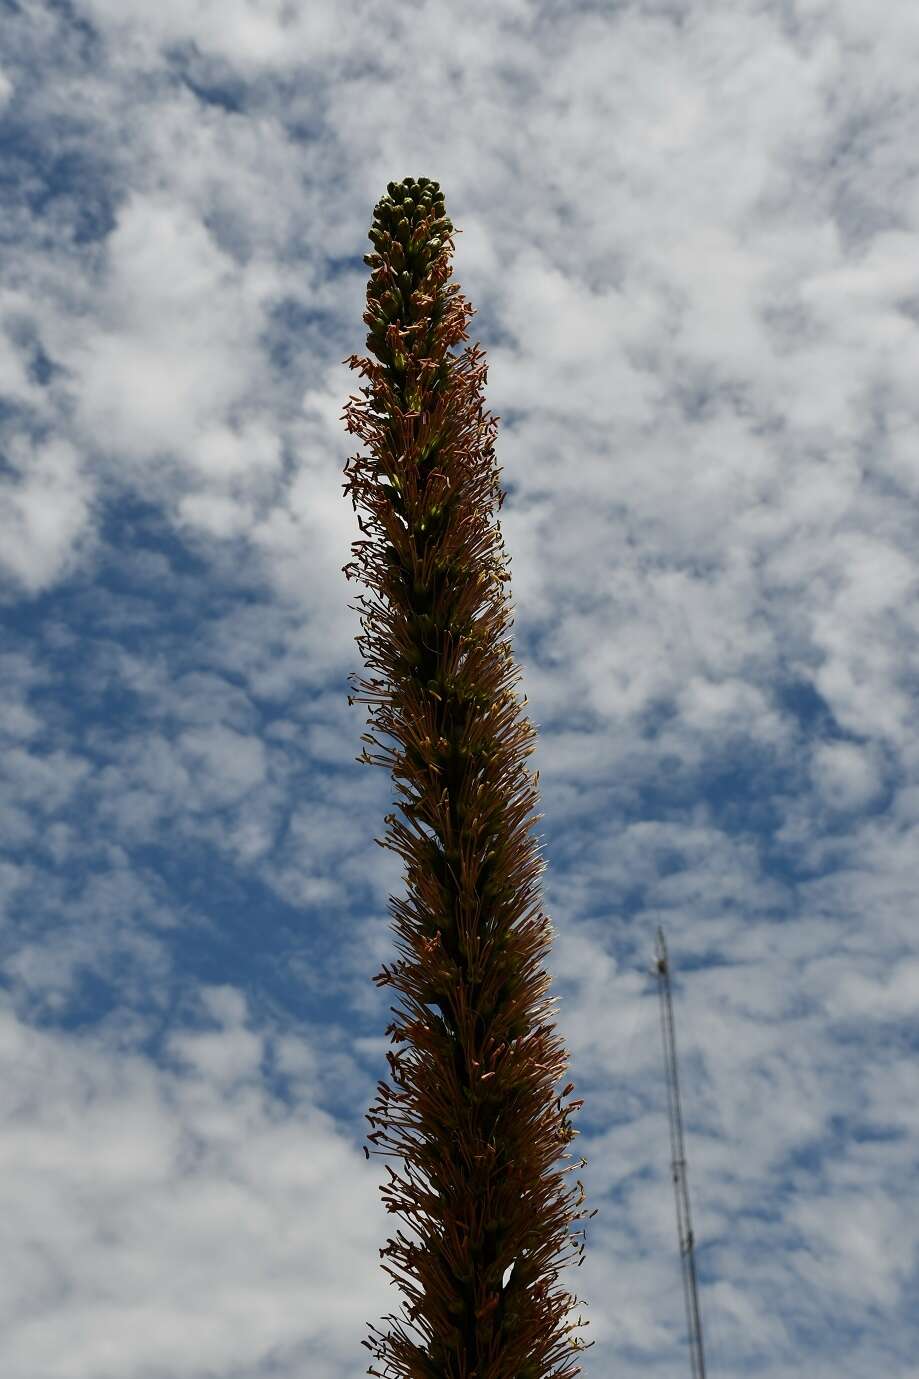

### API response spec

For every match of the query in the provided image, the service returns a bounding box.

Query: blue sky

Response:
[2,1,918,1376]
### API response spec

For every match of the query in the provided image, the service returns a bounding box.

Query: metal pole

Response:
[654,926,707,1379]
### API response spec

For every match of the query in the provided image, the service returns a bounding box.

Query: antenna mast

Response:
[654,926,707,1379]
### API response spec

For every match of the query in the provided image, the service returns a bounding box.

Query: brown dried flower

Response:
[342,176,595,1379]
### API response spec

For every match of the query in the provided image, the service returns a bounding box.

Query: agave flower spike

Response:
[342,178,594,1379]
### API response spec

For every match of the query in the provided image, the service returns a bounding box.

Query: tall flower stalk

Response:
[342,177,595,1379]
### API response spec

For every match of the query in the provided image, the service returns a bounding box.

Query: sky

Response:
[1,0,918,1376]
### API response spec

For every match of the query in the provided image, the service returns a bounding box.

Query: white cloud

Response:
[821,957,919,1021]
[166,1022,263,1084]
[179,724,267,801]
[0,997,392,1379]
[790,1190,914,1308]
[72,194,278,464]
[811,740,883,811]
[0,325,38,404]
[79,0,362,68]
[189,421,282,484]
[177,491,252,537]
[0,439,93,594]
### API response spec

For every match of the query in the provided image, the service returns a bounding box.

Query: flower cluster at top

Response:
[362,176,456,366]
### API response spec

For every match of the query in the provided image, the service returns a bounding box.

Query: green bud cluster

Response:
[372,175,454,241]
[364,176,455,365]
